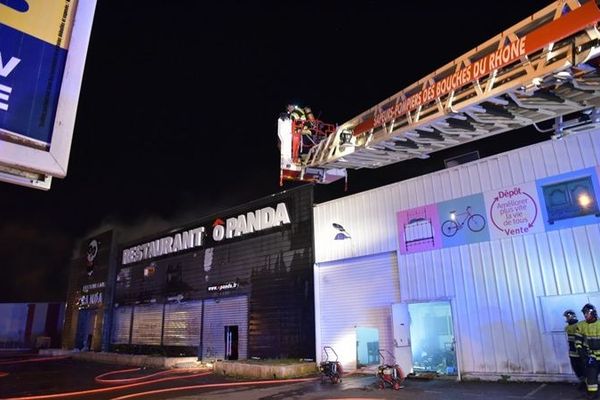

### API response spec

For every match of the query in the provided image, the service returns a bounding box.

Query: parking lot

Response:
[0,351,587,400]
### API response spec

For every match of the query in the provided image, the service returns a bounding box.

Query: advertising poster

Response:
[396,167,600,256]
[397,204,442,254]
[0,0,78,145]
[78,230,112,309]
[437,193,490,247]
[536,167,600,231]
[484,181,544,240]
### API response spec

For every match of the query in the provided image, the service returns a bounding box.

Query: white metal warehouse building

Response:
[313,129,600,381]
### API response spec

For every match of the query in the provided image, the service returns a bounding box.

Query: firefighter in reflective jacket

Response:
[287,104,306,121]
[575,303,600,399]
[565,309,586,390]
[286,105,315,162]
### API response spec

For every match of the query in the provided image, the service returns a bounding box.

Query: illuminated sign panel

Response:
[122,227,205,265]
[77,233,112,310]
[122,202,291,265]
[1,1,75,143]
[0,0,97,189]
[212,203,291,241]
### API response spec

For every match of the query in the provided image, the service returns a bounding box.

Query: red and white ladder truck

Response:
[278,0,600,185]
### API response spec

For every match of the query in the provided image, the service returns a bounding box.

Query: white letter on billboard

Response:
[236,215,247,236]
[0,54,21,77]
[246,211,260,233]
[172,233,182,252]
[275,203,290,226]
[190,227,204,247]
[226,218,237,239]
[261,207,275,229]
[213,225,224,241]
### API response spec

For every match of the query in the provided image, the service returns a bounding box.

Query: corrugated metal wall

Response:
[163,301,202,347]
[0,303,65,347]
[112,306,132,345]
[0,304,28,342]
[317,252,400,372]
[314,129,600,378]
[202,296,248,360]
[315,130,600,264]
[131,304,163,346]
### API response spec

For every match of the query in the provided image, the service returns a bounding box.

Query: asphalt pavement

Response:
[167,375,586,400]
[0,351,588,400]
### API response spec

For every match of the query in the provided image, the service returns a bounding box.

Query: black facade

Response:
[63,230,116,352]
[110,186,315,359]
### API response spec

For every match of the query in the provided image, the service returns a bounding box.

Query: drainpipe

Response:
[198,299,205,361]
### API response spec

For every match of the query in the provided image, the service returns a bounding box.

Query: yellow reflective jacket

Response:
[576,319,600,360]
[290,107,306,121]
[566,321,580,357]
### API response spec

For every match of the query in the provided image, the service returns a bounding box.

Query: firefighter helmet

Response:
[582,303,597,317]
[564,309,577,319]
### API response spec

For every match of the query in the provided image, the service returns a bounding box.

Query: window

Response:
[144,262,157,278]
[542,176,600,224]
[167,263,182,284]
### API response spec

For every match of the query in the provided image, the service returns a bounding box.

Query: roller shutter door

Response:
[202,296,248,360]
[317,252,400,372]
[111,306,132,344]
[131,304,163,345]
[163,301,202,347]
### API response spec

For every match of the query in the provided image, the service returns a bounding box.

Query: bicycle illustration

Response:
[441,206,486,237]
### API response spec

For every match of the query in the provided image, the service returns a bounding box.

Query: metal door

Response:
[202,296,248,360]
[392,303,413,374]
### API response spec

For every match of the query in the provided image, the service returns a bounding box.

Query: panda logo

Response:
[86,239,99,277]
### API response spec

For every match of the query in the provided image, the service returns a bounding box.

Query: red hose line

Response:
[95,367,209,384]
[111,377,318,400]
[0,371,211,400]
[95,368,141,384]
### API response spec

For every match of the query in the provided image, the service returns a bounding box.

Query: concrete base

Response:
[39,349,317,378]
[214,360,318,379]
[39,348,75,356]
[460,372,579,383]
[40,349,201,369]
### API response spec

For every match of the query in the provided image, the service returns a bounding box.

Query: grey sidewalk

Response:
[168,374,584,400]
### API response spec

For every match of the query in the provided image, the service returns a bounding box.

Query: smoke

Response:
[71,191,242,258]
[71,177,291,272]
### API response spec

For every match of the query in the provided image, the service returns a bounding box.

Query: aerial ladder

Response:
[278,0,600,185]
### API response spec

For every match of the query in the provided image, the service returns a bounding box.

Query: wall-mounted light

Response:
[578,193,592,208]
[333,223,351,240]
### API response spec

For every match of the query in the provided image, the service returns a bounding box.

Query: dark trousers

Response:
[586,360,600,394]
[571,356,585,379]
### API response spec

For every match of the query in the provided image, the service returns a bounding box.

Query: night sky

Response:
[0,0,555,302]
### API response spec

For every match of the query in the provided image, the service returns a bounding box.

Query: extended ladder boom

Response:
[281,0,600,183]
